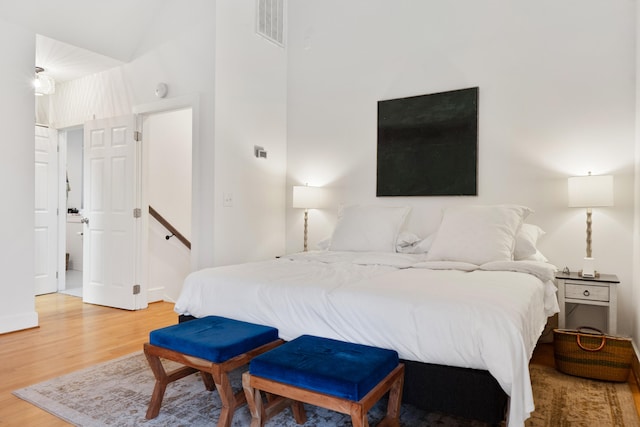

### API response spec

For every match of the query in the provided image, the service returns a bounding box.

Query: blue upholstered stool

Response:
[242,335,405,427]
[143,316,283,427]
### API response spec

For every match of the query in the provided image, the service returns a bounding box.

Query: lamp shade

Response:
[568,174,614,208]
[292,185,327,209]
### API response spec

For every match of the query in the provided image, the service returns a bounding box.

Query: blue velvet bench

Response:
[242,335,405,427]
[143,316,284,427]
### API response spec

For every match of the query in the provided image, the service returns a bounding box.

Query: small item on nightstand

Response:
[562,266,570,275]
[578,269,600,278]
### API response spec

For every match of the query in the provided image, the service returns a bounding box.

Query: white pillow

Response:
[514,224,546,260]
[316,236,332,250]
[522,250,549,263]
[426,205,532,265]
[329,205,410,252]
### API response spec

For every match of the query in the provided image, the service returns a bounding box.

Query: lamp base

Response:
[580,257,596,278]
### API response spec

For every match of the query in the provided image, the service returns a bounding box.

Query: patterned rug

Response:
[12,352,640,426]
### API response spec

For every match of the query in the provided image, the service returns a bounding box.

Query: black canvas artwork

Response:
[376,87,478,196]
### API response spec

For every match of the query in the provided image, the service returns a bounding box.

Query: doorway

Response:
[142,107,193,303]
[45,107,194,306]
[60,127,84,297]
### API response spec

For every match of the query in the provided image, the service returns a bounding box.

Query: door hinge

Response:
[133,208,142,218]
[56,271,58,279]
[134,131,142,142]
[133,284,141,295]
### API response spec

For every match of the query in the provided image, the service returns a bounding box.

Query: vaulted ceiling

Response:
[0,0,167,62]
[35,34,123,83]
[0,1,176,84]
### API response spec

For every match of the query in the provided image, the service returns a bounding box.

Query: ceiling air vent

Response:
[256,0,285,47]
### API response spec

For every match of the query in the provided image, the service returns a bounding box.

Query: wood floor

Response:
[0,293,178,426]
[0,293,639,425]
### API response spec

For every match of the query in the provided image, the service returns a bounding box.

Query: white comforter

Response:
[174,251,559,427]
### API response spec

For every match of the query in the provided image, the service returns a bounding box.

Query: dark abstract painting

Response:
[377,87,478,196]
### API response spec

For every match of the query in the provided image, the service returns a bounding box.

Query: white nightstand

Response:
[556,272,619,335]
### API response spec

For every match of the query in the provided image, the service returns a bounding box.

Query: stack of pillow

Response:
[323,204,547,265]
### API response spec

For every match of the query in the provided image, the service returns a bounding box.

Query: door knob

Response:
[80,217,89,225]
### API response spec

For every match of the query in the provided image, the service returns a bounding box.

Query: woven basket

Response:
[553,327,633,382]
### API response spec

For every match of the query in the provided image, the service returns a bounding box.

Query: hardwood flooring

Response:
[531,341,640,420]
[0,293,638,425]
[0,293,178,426]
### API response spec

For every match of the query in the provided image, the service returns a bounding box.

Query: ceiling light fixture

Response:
[34,66,55,96]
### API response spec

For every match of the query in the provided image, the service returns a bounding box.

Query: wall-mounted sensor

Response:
[155,83,168,98]
[254,145,267,159]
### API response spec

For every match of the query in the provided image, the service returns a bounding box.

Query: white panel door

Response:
[34,126,58,295]
[83,116,145,310]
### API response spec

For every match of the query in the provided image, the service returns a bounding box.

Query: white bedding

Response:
[174,251,559,427]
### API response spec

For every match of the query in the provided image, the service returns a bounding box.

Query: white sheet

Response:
[174,251,558,427]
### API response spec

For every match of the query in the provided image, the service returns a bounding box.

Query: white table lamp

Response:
[293,185,326,252]
[568,172,614,277]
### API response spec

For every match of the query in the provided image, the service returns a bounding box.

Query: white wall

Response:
[286,1,637,335]
[147,215,190,302]
[213,1,288,264]
[0,19,38,333]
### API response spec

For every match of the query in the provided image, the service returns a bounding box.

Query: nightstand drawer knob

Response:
[583,290,590,297]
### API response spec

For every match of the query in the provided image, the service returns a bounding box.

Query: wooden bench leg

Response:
[213,369,244,427]
[377,365,404,427]
[200,371,216,391]
[349,403,369,427]
[243,372,264,427]
[242,372,307,426]
[143,347,198,419]
[291,400,307,424]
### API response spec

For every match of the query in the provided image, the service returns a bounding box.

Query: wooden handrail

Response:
[148,206,191,250]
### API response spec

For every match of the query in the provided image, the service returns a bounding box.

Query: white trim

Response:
[57,131,67,291]
[147,286,165,303]
[0,311,38,334]
[132,94,199,116]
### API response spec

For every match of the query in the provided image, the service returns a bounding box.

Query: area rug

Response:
[13,353,640,426]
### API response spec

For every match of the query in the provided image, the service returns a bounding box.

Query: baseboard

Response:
[147,287,165,303]
[0,310,39,335]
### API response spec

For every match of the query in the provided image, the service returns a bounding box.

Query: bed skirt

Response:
[178,314,507,424]
[401,359,507,425]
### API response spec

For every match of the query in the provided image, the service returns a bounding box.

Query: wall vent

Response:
[256,0,285,47]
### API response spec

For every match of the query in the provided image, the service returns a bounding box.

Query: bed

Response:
[174,205,559,427]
